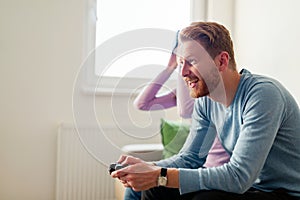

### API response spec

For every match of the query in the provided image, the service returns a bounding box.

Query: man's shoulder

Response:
[240,70,284,97]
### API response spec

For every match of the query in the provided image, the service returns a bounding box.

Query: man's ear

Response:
[215,51,229,71]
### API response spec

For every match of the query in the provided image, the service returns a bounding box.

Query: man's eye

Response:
[178,59,184,65]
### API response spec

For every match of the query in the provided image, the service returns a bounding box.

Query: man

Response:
[111,22,300,200]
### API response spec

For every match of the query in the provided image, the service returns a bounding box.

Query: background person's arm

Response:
[133,54,178,110]
[176,73,194,118]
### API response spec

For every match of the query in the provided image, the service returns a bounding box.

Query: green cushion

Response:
[160,119,190,159]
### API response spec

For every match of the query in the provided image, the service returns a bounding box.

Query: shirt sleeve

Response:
[176,73,195,119]
[133,68,177,110]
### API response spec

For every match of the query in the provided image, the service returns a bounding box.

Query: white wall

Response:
[0,0,85,199]
[234,0,300,103]
[0,0,299,200]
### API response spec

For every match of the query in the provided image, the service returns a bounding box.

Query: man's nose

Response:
[180,60,190,77]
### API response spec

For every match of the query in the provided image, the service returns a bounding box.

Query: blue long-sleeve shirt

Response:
[156,69,300,197]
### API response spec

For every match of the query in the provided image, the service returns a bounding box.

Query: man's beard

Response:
[189,79,209,98]
[185,67,221,99]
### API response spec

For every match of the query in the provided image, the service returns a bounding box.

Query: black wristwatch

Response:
[157,168,168,186]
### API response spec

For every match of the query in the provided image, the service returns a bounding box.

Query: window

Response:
[95,0,191,78]
[81,0,205,94]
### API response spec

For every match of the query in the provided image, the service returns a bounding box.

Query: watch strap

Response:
[160,168,167,177]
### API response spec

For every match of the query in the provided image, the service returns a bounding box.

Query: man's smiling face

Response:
[176,40,221,98]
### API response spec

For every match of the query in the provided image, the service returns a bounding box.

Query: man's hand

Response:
[116,155,145,165]
[111,162,161,191]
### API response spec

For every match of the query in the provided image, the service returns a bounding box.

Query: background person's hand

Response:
[167,53,178,70]
[167,30,179,70]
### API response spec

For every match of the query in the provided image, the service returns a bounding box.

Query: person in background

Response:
[113,22,300,200]
[123,30,230,200]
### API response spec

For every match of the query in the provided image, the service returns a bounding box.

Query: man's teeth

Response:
[187,79,198,88]
[188,79,198,83]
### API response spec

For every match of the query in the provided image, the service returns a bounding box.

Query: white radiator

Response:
[56,124,115,200]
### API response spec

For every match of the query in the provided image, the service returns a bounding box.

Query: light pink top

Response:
[134,67,230,167]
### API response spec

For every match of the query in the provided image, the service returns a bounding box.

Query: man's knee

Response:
[182,190,239,200]
[142,187,181,200]
[191,190,219,200]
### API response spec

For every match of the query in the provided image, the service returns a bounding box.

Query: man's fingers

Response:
[117,155,127,163]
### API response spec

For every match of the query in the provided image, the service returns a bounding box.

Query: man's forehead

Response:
[175,39,207,58]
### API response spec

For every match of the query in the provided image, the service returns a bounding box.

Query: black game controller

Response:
[108,163,129,175]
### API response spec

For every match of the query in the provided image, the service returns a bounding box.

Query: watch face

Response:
[158,176,167,186]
